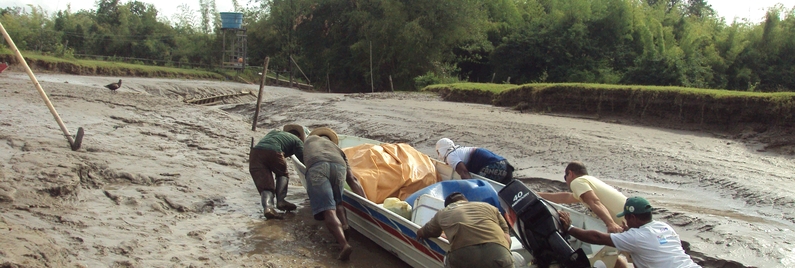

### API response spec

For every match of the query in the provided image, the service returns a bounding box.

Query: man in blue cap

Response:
[559,196,700,268]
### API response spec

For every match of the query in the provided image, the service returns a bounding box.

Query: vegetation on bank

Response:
[0,50,224,79]
[424,83,795,129]
[0,50,313,85]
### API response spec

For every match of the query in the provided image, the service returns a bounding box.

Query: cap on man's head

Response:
[435,138,456,159]
[616,196,653,217]
[283,124,306,142]
[444,192,466,207]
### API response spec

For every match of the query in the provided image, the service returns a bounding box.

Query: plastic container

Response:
[405,179,504,214]
[411,194,445,226]
[220,12,243,29]
[383,197,412,219]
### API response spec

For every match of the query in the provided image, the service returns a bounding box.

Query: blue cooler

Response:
[405,179,504,214]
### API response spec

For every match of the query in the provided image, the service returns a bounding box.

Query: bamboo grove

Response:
[1,0,793,92]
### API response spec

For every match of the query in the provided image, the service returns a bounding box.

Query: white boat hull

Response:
[291,134,607,268]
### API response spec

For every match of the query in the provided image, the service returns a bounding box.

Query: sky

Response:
[0,0,793,24]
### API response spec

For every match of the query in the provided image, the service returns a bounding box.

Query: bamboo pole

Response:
[0,22,84,151]
[252,57,270,131]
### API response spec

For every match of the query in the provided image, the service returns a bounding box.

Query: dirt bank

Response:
[1,72,793,267]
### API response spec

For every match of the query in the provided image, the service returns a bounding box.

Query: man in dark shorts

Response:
[249,124,304,219]
[302,127,367,260]
[416,192,514,268]
[435,138,515,184]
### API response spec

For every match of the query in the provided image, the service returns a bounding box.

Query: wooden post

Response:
[389,75,394,92]
[252,57,270,131]
[370,41,374,93]
[289,55,294,88]
[290,55,311,86]
[491,73,496,83]
[327,72,331,93]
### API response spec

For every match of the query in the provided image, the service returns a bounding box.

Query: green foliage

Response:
[414,71,462,90]
[1,0,795,93]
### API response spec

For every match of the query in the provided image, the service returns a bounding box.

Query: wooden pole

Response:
[290,55,311,86]
[252,57,270,131]
[389,75,394,92]
[0,22,84,151]
[370,41,374,93]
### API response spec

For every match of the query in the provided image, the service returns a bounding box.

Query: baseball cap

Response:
[444,192,465,207]
[616,196,653,217]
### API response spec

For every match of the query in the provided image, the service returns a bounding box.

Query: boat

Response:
[290,134,615,268]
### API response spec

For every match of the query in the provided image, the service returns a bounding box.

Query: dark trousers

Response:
[445,242,514,268]
[248,148,288,193]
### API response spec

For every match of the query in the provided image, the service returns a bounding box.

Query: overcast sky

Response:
[0,0,793,23]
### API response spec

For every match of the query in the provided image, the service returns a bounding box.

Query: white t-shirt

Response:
[610,221,701,268]
[443,147,476,169]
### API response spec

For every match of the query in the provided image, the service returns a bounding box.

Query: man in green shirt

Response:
[249,124,304,219]
[416,192,514,268]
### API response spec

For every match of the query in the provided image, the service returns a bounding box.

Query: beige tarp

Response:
[343,143,440,204]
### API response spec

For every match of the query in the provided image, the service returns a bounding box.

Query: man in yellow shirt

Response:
[538,161,627,233]
[416,192,514,268]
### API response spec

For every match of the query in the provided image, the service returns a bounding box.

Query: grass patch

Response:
[423,82,795,129]
[1,51,224,80]
[424,82,516,93]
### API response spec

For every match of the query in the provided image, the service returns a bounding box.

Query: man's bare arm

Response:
[455,162,471,179]
[345,167,367,199]
[559,211,616,247]
[579,191,623,233]
[538,192,578,204]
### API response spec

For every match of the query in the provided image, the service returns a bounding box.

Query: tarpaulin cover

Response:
[343,143,440,204]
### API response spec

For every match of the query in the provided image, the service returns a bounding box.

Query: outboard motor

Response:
[498,180,591,268]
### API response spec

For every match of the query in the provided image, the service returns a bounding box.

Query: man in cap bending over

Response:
[560,197,701,268]
[302,127,367,260]
[416,192,514,268]
[249,124,305,219]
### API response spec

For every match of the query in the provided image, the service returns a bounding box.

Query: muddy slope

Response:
[0,72,793,267]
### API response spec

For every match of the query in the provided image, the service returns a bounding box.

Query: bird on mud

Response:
[105,79,122,92]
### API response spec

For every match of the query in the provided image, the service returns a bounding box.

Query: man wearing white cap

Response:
[435,138,515,184]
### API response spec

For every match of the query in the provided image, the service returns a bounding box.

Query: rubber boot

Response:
[261,191,282,219]
[275,176,297,211]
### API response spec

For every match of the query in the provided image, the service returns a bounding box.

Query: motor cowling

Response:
[498,180,591,268]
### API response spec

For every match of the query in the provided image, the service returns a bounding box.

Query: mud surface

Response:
[0,72,793,267]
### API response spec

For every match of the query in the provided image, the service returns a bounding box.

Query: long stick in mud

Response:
[252,57,270,131]
[0,22,84,151]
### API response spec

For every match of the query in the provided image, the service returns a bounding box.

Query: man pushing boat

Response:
[301,127,368,260]
[249,124,305,219]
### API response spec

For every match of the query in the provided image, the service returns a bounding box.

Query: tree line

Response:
[1,0,793,92]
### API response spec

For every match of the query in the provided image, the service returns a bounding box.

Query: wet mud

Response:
[0,72,793,267]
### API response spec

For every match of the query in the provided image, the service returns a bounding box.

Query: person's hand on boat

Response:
[607,222,624,233]
[559,211,572,232]
[415,229,426,243]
